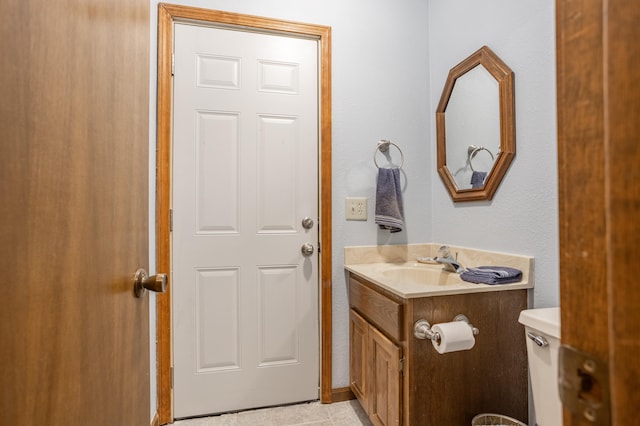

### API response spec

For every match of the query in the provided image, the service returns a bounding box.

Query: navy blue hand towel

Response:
[375,167,404,233]
[460,266,522,285]
[470,171,487,188]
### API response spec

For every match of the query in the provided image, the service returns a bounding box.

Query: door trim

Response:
[557,0,640,423]
[155,4,332,423]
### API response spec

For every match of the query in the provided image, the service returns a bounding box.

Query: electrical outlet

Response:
[346,197,367,220]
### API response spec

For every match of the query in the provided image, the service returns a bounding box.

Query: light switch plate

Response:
[346,197,367,220]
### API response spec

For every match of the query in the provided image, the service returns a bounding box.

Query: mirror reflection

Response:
[445,64,500,190]
[436,46,515,202]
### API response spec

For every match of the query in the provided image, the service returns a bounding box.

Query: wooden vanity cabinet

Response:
[348,273,528,426]
[349,275,404,426]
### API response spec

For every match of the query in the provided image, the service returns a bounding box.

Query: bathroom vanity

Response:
[345,244,533,426]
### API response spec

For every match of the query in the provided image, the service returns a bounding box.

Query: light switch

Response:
[346,197,367,220]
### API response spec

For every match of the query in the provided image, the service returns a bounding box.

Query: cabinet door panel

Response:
[369,325,402,426]
[350,309,370,410]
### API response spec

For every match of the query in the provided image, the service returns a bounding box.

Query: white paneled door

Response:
[172,23,320,418]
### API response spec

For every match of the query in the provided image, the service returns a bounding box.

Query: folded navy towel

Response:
[460,266,523,285]
[470,171,487,188]
[375,167,404,233]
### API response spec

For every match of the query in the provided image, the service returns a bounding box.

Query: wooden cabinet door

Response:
[350,309,370,408]
[368,324,402,426]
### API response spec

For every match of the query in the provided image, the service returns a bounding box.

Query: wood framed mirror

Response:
[436,46,515,202]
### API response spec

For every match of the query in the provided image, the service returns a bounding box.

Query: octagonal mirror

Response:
[436,46,515,201]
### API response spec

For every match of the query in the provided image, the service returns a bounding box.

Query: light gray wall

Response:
[147,0,558,414]
[428,0,559,309]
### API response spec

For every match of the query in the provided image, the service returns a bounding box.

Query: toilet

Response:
[518,307,563,426]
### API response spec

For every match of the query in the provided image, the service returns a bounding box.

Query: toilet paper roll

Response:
[432,321,475,354]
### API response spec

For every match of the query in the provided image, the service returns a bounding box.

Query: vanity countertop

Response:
[344,243,534,299]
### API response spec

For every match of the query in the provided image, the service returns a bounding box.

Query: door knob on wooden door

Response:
[133,269,168,298]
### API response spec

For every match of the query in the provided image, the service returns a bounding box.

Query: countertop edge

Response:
[345,263,534,299]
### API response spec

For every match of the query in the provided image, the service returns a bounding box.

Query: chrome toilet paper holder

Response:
[413,314,480,343]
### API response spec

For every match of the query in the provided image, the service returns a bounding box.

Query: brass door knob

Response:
[133,269,167,298]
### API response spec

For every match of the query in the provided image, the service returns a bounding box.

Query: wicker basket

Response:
[472,413,527,426]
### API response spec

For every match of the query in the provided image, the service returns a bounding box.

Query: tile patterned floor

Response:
[173,400,373,426]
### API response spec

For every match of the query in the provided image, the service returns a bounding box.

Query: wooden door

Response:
[171,22,320,418]
[557,0,640,424]
[0,0,151,424]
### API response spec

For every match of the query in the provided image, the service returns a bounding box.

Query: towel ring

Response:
[374,140,404,169]
[467,145,495,172]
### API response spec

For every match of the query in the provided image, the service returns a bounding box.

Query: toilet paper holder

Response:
[413,314,480,343]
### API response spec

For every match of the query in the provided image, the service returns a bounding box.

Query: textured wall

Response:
[428,0,559,309]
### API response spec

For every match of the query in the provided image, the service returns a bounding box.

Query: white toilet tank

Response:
[518,307,562,426]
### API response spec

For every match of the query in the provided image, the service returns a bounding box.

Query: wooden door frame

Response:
[155,4,332,423]
[557,0,640,424]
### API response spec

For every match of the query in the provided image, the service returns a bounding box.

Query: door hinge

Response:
[170,209,173,232]
[399,357,405,375]
[171,53,175,76]
[558,345,610,425]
